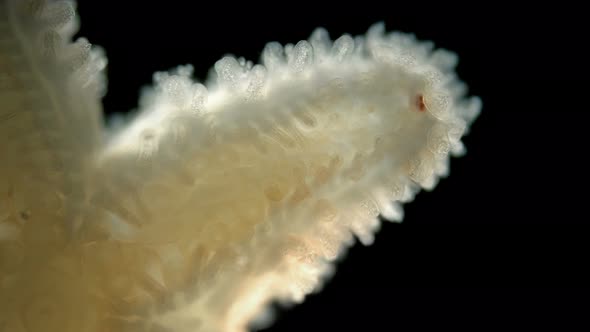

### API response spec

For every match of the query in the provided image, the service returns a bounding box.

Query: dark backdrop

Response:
[76,1,587,330]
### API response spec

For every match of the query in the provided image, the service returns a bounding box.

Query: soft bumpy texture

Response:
[0,1,480,331]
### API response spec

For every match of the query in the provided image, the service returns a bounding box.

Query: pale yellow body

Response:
[0,1,480,331]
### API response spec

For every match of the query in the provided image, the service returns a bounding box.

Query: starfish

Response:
[0,1,480,331]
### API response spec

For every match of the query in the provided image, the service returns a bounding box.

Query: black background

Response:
[75,1,587,330]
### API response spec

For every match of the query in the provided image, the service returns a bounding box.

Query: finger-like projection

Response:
[0,1,480,331]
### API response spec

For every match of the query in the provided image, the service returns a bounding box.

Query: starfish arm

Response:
[1,1,106,330]
[1,2,480,331]
[91,24,480,332]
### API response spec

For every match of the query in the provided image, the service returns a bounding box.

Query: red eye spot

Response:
[416,94,426,112]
